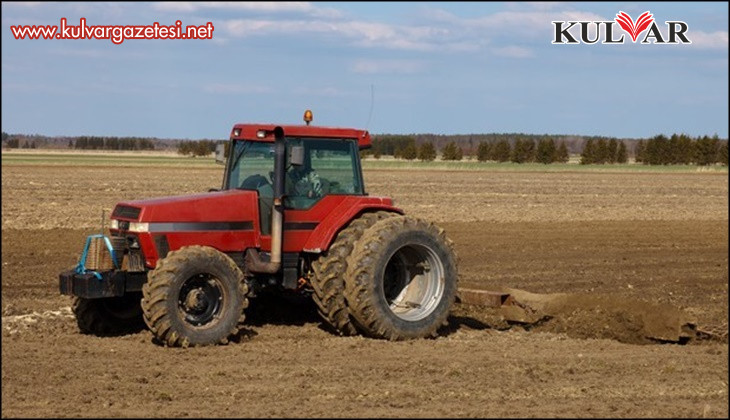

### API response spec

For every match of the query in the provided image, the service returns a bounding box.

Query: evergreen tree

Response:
[536,138,557,164]
[718,141,728,166]
[695,135,719,166]
[177,141,193,156]
[646,135,670,165]
[556,141,570,163]
[676,134,694,164]
[510,139,523,163]
[418,142,436,161]
[524,139,536,162]
[616,141,628,164]
[580,139,595,164]
[401,140,418,160]
[476,141,491,162]
[595,138,609,164]
[491,139,511,162]
[442,142,463,161]
[669,134,681,164]
[511,138,535,163]
[607,138,618,163]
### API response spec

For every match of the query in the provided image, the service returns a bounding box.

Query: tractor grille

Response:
[109,236,126,266]
[112,205,141,220]
[110,234,146,272]
[125,249,146,272]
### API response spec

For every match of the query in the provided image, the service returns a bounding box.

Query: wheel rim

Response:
[178,274,224,327]
[382,244,445,322]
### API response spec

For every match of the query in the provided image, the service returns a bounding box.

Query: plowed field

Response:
[2,160,728,418]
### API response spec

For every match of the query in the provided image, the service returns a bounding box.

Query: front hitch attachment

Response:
[75,234,121,279]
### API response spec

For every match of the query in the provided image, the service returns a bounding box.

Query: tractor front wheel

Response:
[344,216,458,340]
[72,292,144,335]
[141,246,248,347]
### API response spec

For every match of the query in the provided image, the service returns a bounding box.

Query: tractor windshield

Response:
[225,140,275,191]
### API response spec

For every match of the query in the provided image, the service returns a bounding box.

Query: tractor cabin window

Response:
[284,138,364,210]
[226,140,275,193]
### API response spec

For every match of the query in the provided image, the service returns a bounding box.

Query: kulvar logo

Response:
[552,11,691,45]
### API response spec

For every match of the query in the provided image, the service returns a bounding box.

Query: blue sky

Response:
[1,1,728,139]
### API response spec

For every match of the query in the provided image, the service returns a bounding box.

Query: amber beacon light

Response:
[303,109,313,126]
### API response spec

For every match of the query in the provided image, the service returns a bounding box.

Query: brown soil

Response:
[1,165,728,418]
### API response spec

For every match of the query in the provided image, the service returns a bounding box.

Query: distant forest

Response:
[2,131,727,165]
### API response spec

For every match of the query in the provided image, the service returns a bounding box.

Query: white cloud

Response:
[222,18,478,52]
[350,59,427,74]
[688,30,729,49]
[466,10,607,37]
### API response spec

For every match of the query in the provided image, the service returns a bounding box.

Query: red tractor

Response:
[59,112,458,347]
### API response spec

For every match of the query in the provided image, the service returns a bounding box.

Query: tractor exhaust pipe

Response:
[245,126,285,274]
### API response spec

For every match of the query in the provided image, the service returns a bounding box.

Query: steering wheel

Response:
[240,174,270,190]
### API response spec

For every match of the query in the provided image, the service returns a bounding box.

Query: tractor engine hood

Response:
[110,190,260,231]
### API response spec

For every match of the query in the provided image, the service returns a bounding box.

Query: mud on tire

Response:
[344,216,458,340]
[73,292,144,336]
[141,246,248,347]
[310,211,397,336]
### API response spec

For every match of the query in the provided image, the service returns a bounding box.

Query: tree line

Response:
[72,136,155,151]
[365,133,727,166]
[368,133,639,157]
[1,132,173,151]
[633,134,727,166]
[3,130,727,166]
[363,135,572,164]
[579,138,629,164]
[176,140,220,157]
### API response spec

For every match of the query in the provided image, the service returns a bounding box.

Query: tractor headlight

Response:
[110,219,119,230]
[128,222,149,233]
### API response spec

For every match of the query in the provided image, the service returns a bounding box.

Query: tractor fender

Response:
[302,198,403,253]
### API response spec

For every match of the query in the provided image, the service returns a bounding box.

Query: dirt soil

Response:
[1,165,728,418]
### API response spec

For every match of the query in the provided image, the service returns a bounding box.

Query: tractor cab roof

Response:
[230,124,372,149]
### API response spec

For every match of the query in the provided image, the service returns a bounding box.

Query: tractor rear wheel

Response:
[344,216,458,340]
[310,211,396,335]
[72,292,144,335]
[141,246,248,347]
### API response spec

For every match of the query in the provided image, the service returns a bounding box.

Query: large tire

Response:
[344,216,458,340]
[310,211,396,335]
[72,292,144,335]
[141,246,248,347]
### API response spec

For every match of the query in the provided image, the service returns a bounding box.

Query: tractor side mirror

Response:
[215,143,226,165]
[289,145,305,166]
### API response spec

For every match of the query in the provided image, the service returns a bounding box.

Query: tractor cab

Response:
[224,131,366,227]
[221,111,370,235]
